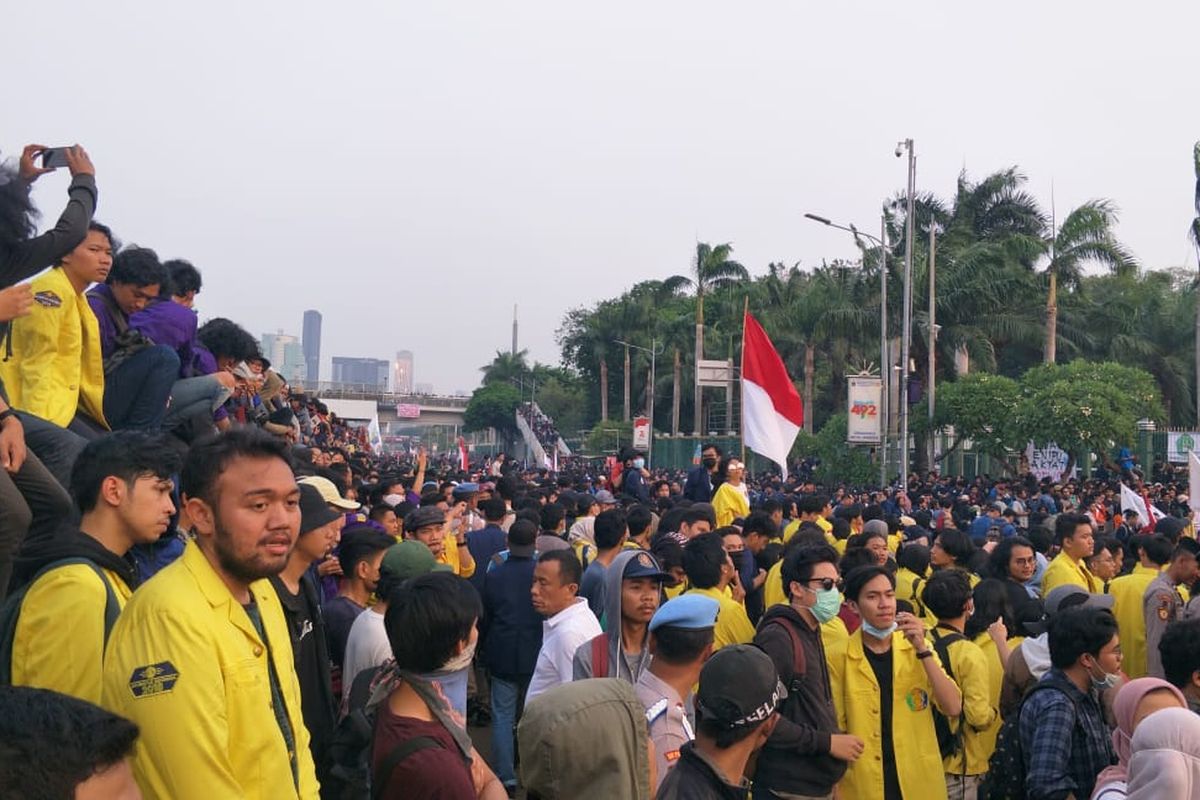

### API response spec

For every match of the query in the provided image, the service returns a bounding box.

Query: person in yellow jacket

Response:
[782,494,833,543]
[711,458,750,528]
[101,429,319,800]
[921,570,998,800]
[402,504,475,579]
[1041,512,1101,595]
[683,531,754,650]
[827,565,962,800]
[1109,534,1173,678]
[8,432,178,704]
[0,222,111,434]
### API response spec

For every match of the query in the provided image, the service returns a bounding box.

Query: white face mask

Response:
[440,637,477,673]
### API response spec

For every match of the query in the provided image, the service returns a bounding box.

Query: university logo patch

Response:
[33,291,61,308]
[905,687,930,712]
[1158,595,1172,622]
[129,661,180,698]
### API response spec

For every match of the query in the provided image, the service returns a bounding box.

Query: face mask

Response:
[440,637,477,673]
[1087,658,1121,691]
[810,587,843,624]
[860,620,898,640]
[728,551,746,571]
[383,493,405,507]
[633,458,645,470]
[703,457,718,468]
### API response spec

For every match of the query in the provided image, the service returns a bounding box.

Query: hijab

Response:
[1126,707,1200,799]
[1092,677,1187,797]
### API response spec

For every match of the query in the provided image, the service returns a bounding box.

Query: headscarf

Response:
[1092,677,1187,796]
[1126,707,1200,799]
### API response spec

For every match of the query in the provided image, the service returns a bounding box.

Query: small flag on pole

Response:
[741,310,804,480]
[457,436,469,471]
[1120,482,1165,531]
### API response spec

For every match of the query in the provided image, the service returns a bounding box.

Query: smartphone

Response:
[40,147,70,170]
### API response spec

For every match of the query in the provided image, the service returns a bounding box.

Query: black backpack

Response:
[0,558,120,684]
[327,666,467,800]
[978,674,1079,800]
[929,628,966,761]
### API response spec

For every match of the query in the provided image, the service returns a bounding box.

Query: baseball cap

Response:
[594,490,617,506]
[650,594,719,632]
[380,540,452,581]
[299,483,342,535]
[452,482,480,498]
[297,475,359,510]
[405,505,446,533]
[696,645,787,730]
[1043,585,1115,616]
[622,551,669,582]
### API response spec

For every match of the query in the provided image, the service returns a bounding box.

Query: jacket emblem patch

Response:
[33,291,61,308]
[129,661,180,698]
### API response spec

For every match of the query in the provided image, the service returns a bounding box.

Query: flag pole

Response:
[740,296,748,466]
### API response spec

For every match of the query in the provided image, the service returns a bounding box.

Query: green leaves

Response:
[463,382,522,435]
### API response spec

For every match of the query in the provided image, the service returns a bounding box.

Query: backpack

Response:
[590,634,610,679]
[909,575,929,619]
[0,558,120,684]
[756,615,806,693]
[327,666,468,800]
[928,628,966,761]
[978,674,1080,800]
[92,288,155,375]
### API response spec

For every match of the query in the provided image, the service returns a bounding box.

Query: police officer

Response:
[1145,538,1200,678]
[634,593,718,791]
[101,429,319,799]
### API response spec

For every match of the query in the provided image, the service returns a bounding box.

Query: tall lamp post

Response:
[615,338,663,467]
[804,213,889,487]
[927,222,941,472]
[896,138,916,490]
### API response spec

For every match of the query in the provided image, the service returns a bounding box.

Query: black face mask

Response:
[728,550,746,571]
[702,457,718,468]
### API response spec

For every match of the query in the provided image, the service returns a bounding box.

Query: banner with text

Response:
[846,376,882,444]
[1026,442,1072,482]
[632,416,651,450]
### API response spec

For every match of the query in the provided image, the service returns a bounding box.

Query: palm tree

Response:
[667,242,748,433]
[480,349,530,386]
[1192,141,1200,427]
[1043,200,1136,363]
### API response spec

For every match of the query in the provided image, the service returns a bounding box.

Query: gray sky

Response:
[11,2,1200,394]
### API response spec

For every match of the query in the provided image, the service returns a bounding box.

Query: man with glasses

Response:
[753,544,863,799]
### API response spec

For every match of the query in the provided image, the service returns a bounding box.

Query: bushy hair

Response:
[196,317,260,362]
[108,245,167,288]
[70,431,181,513]
[164,258,202,295]
[180,428,292,506]
[384,572,480,672]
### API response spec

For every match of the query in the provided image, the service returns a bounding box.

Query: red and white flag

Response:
[741,310,804,480]
[457,436,469,471]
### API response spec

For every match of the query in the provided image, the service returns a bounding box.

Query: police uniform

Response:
[637,593,720,790]
[1144,572,1183,678]
[636,669,694,783]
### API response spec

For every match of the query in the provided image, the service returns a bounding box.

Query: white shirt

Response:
[526,597,602,702]
[342,607,390,703]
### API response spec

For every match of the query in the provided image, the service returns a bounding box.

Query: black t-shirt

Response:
[323,594,365,669]
[864,645,902,800]
[270,573,336,778]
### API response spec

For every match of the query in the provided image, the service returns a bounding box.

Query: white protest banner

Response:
[1025,442,1072,483]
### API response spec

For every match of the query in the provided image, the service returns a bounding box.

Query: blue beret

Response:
[453,482,480,496]
[649,594,720,632]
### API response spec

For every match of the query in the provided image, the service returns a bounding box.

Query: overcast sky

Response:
[10,2,1200,394]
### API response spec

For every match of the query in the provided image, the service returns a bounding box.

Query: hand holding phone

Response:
[38,145,94,178]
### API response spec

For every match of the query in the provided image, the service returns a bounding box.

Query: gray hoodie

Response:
[571,550,652,683]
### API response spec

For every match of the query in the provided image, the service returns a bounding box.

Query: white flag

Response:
[1121,482,1165,530]
[1190,453,1200,514]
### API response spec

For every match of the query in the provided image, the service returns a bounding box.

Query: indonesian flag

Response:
[1120,482,1165,531]
[457,436,469,471]
[741,310,803,480]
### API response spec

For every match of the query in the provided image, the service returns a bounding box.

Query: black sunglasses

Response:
[806,577,841,592]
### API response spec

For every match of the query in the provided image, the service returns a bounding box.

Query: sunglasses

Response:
[806,577,842,592]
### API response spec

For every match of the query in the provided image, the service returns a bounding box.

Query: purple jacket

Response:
[129,299,199,375]
[85,284,122,359]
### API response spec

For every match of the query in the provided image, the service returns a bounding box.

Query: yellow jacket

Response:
[1041,551,1100,595]
[1108,569,1159,679]
[686,585,755,651]
[828,630,949,800]
[101,542,319,800]
[895,566,933,623]
[0,267,107,428]
[933,629,997,776]
[11,564,131,704]
[712,482,749,528]
[438,529,475,579]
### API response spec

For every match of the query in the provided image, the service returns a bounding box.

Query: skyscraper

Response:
[261,330,307,385]
[302,310,321,384]
[331,357,390,390]
[394,350,414,394]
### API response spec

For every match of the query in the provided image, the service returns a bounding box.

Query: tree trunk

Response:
[623,344,631,422]
[803,343,815,434]
[1195,288,1200,428]
[1044,269,1058,364]
[672,348,681,434]
[694,293,705,435]
[600,358,609,421]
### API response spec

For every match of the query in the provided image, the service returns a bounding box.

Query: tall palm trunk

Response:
[600,358,609,421]
[693,291,705,434]
[803,343,815,434]
[623,344,631,422]
[672,349,681,434]
[1044,269,1058,364]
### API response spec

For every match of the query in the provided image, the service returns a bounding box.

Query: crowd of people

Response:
[4,144,1200,799]
[517,402,562,457]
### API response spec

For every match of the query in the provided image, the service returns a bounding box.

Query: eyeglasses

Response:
[805,577,841,592]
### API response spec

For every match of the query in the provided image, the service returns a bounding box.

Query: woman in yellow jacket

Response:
[711,457,749,528]
[827,565,962,800]
[0,223,110,433]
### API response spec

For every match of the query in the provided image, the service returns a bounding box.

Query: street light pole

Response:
[898,138,916,491]
[615,338,662,467]
[804,213,889,487]
[928,222,939,473]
